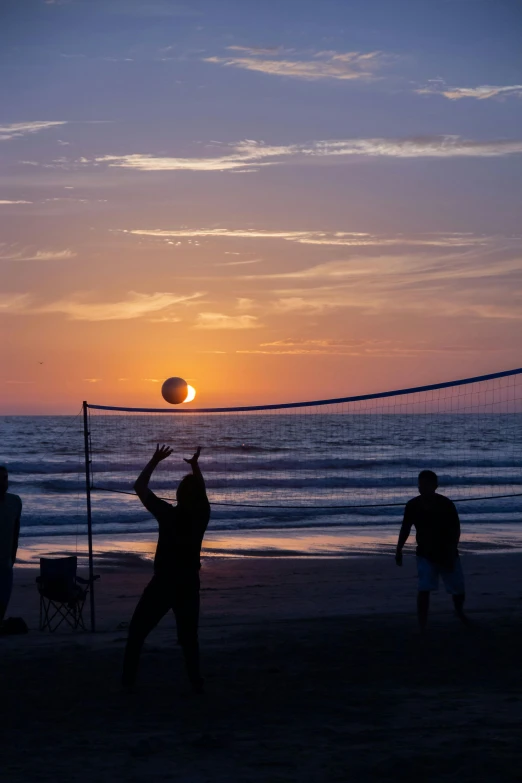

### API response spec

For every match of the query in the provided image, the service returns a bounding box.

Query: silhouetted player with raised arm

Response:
[395,470,467,631]
[122,445,210,693]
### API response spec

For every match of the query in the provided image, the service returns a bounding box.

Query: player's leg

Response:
[453,593,467,620]
[122,576,171,688]
[173,578,202,692]
[442,558,468,623]
[416,556,438,631]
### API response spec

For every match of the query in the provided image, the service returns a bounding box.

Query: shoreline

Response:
[14,522,522,569]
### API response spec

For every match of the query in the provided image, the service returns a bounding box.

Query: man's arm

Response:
[134,444,173,504]
[184,447,206,493]
[395,505,413,566]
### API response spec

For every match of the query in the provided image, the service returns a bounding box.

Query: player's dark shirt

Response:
[143,491,210,580]
[403,493,460,564]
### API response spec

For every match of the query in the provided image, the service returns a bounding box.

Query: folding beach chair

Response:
[36,556,99,632]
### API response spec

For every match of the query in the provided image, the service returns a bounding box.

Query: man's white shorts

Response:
[416,556,465,594]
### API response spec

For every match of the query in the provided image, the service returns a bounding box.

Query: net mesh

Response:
[86,369,522,512]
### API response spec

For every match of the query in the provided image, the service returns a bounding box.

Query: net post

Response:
[83,401,96,633]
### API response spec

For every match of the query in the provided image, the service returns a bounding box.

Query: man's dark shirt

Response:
[403,493,460,565]
[143,491,210,580]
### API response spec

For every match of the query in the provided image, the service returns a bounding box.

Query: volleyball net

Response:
[85,367,522,511]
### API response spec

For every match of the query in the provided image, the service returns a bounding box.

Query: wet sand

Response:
[2,554,522,782]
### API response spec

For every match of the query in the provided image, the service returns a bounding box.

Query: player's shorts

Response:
[0,567,14,606]
[416,556,465,594]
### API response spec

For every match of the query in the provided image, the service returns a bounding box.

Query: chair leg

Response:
[41,597,53,632]
[41,599,78,632]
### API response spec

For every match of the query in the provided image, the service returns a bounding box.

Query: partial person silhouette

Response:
[395,469,467,631]
[0,466,22,627]
[122,445,210,693]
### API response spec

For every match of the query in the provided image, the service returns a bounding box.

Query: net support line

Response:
[82,401,96,632]
[86,366,522,414]
[91,485,522,510]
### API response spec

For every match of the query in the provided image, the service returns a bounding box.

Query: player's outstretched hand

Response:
[395,550,403,567]
[184,447,201,467]
[153,444,173,463]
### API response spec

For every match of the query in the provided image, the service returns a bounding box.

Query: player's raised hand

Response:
[153,444,173,463]
[184,447,201,467]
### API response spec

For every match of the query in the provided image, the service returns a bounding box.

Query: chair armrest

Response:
[76,575,101,584]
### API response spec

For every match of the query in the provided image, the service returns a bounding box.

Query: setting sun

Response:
[183,385,196,403]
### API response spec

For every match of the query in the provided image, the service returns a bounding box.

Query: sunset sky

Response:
[1,0,521,413]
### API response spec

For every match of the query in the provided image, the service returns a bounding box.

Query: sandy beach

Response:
[1,552,521,782]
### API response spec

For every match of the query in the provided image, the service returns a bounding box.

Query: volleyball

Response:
[161,376,189,405]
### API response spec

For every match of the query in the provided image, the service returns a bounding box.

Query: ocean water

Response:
[1,412,521,564]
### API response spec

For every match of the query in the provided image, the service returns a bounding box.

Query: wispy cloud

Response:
[194,313,261,329]
[0,121,67,142]
[24,249,76,261]
[204,50,386,81]
[237,338,495,356]
[292,136,522,159]
[83,378,102,383]
[0,246,76,261]
[0,291,202,320]
[216,258,263,267]
[90,135,522,173]
[417,81,522,100]
[226,46,290,56]
[0,200,33,205]
[115,228,522,322]
[38,291,203,321]
[254,251,522,320]
[460,303,522,320]
[0,294,30,313]
[94,152,254,171]
[148,315,182,323]
[246,253,522,284]
[272,297,327,313]
[122,227,491,249]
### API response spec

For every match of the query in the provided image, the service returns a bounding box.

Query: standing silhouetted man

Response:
[122,445,210,693]
[395,470,467,631]
[0,466,22,627]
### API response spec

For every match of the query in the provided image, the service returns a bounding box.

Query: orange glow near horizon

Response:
[1,226,520,416]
